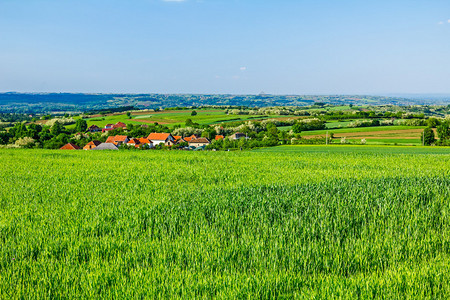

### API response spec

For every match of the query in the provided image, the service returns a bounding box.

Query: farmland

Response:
[1,146,449,298]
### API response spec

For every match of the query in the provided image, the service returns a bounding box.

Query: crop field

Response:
[1,146,449,298]
[75,110,278,128]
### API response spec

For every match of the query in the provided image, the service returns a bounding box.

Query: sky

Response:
[1,0,450,94]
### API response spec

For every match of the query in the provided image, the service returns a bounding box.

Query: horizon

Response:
[1,1,450,94]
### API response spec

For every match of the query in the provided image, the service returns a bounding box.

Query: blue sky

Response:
[1,0,450,94]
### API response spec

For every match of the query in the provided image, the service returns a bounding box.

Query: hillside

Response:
[1,93,449,114]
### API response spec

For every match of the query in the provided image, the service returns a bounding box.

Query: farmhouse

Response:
[127,138,141,148]
[106,135,129,145]
[114,122,127,129]
[189,137,211,148]
[87,125,100,132]
[138,137,154,148]
[184,134,199,142]
[229,132,247,140]
[147,133,175,146]
[91,143,119,150]
[60,143,81,150]
[83,140,101,150]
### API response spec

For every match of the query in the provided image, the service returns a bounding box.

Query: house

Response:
[91,143,119,150]
[184,134,199,142]
[138,137,154,148]
[147,133,175,146]
[127,138,141,148]
[175,137,188,144]
[102,124,115,133]
[173,135,182,141]
[189,137,211,148]
[215,135,224,140]
[87,125,100,132]
[229,132,247,140]
[114,122,127,129]
[105,135,129,145]
[83,140,101,150]
[60,143,81,150]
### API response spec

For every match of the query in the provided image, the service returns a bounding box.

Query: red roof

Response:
[105,124,114,128]
[215,135,224,140]
[114,122,127,128]
[138,137,152,144]
[86,140,101,146]
[83,140,101,150]
[147,133,171,141]
[114,135,128,142]
[60,143,81,150]
[106,135,128,144]
[127,138,141,144]
[189,137,211,144]
[173,135,182,141]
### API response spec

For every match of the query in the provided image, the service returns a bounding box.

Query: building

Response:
[91,143,119,150]
[215,135,224,140]
[189,137,211,148]
[105,135,129,145]
[229,132,247,140]
[184,134,199,142]
[127,138,141,148]
[147,133,175,146]
[60,143,81,150]
[138,137,154,148]
[114,122,127,129]
[83,140,101,150]
[87,125,100,132]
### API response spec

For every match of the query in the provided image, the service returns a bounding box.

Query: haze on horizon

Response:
[1,0,450,95]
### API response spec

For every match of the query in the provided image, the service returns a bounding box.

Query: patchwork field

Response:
[1,146,449,298]
[76,109,278,128]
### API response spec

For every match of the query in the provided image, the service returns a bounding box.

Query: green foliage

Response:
[0,147,449,297]
[75,119,87,132]
[191,110,197,116]
[292,119,326,133]
[422,127,436,146]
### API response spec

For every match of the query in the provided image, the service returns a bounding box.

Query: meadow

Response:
[1,146,449,298]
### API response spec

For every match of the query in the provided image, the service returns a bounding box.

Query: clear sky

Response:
[1,0,450,94]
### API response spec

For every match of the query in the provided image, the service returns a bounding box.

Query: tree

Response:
[185,119,194,127]
[126,112,132,119]
[422,127,435,146]
[191,110,197,116]
[427,118,440,128]
[75,119,87,133]
[437,121,450,141]
[51,121,63,135]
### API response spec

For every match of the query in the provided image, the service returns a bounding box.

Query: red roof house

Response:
[147,133,175,146]
[83,140,101,150]
[105,135,129,145]
[60,143,81,150]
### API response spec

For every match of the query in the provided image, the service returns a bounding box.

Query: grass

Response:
[1,146,449,298]
[303,125,425,136]
[76,110,280,128]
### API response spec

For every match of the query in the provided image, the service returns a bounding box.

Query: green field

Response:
[1,146,450,298]
[303,125,425,136]
[76,110,277,128]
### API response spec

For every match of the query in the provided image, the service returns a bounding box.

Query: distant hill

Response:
[0,92,448,114]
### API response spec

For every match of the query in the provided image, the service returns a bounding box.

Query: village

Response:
[59,121,245,150]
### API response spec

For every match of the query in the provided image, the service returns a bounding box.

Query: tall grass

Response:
[0,146,449,298]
